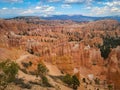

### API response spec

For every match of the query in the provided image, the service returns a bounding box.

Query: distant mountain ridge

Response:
[41,15,120,22]
[7,15,120,22]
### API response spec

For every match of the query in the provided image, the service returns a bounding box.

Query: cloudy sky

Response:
[0,0,120,18]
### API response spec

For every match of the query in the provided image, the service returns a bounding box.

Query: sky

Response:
[0,0,120,18]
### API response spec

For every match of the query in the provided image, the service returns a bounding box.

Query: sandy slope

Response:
[47,75,72,90]
[44,62,63,76]
[15,54,72,90]
[16,54,30,64]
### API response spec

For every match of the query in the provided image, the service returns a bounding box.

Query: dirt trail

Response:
[16,54,39,82]
[15,54,72,90]
[16,54,30,64]
[17,70,40,82]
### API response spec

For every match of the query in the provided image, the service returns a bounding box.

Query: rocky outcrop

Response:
[107,46,120,89]
[108,46,120,73]
[70,41,105,79]
[0,19,120,89]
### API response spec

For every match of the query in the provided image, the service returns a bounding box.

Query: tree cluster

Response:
[99,36,120,59]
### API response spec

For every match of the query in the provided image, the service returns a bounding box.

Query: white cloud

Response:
[61,4,71,8]
[21,5,55,16]
[89,6,120,16]
[111,7,120,12]
[35,6,42,10]
[105,1,120,7]
[0,0,23,3]
[12,7,17,9]
[44,6,55,12]
[34,5,55,13]
[2,7,8,10]
[86,6,92,9]
[48,0,60,2]
[64,0,84,3]
[64,0,93,4]
[84,0,120,16]
[0,4,56,17]
[21,9,34,15]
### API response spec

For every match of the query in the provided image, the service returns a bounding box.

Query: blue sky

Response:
[0,0,120,18]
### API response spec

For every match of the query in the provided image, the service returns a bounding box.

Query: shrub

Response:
[20,83,31,89]
[82,78,86,83]
[36,63,52,87]
[29,61,32,66]
[22,62,29,68]
[62,74,80,89]
[108,84,113,90]
[27,49,34,54]
[94,78,100,85]
[0,60,19,89]
[20,68,28,74]
[22,61,32,68]
[72,75,80,89]
[37,63,48,76]
[41,76,52,87]
[63,74,72,85]
[14,78,32,89]
[2,60,18,82]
